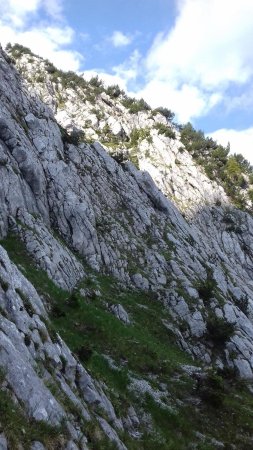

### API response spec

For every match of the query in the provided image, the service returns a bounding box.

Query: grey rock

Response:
[0,329,64,423]
[187,311,206,338]
[234,358,253,379]
[97,417,127,450]
[127,405,140,428]
[0,434,7,450]
[131,273,149,290]
[108,303,131,324]
[30,442,46,450]
[65,441,79,450]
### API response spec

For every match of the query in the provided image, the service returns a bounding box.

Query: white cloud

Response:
[0,0,41,27]
[113,50,140,83]
[82,69,128,91]
[0,0,64,23]
[146,0,253,87]
[110,31,132,48]
[0,0,83,71]
[82,50,141,93]
[209,127,253,164]
[1,24,83,71]
[42,0,64,20]
[136,79,223,122]
[134,0,253,121]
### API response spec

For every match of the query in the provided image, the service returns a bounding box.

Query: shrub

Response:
[206,313,235,346]
[77,345,93,362]
[7,43,34,58]
[153,107,175,121]
[248,189,253,202]
[179,122,253,210]
[45,62,57,74]
[89,75,104,88]
[154,122,176,139]
[128,127,152,146]
[121,96,151,113]
[105,84,124,98]
[59,124,85,146]
[35,74,45,83]
[233,294,249,316]
[24,334,31,346]
[197,370,225,408]
[196,269,217,302]
[0,278,9,292]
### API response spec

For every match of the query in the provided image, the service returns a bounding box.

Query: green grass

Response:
[51,274,192,379]
[2,234,253,449]
[0,388,67,450]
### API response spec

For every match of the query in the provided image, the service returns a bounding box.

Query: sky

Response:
[1,0,253,162]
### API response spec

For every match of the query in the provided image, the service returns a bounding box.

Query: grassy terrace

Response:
[1,234,253,449]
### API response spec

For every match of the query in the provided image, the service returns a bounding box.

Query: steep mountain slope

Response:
[1,43,253,449]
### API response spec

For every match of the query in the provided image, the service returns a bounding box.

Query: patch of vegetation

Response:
[180,122,253,210]
[126,127,153,168]
[15,287,36,317]
[197,369,226,408]
[85,420,119,450]
[100,124,127,148]
[0,388,67,450]
[6,43,35,59]
[153,122,176,139]
[229,291,249,316]
[128,127,152,146]
[0,277,9,292]
[206,313,236,346]
[121,96,151,114]
[58,124,85,146]
[35,74,45,83]
[2,234,253,448]
[51,278,191,379]
[152,107,175,122]
[143,394,193,450]
[105,84,124,98]
[196,268,217,303]
[0,233,191,376]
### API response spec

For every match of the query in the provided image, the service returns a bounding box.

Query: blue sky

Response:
[1,0,253,162]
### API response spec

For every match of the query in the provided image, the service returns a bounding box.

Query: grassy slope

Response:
[1,234,253,449]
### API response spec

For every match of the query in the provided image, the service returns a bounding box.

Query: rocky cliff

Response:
[1,44,253,449]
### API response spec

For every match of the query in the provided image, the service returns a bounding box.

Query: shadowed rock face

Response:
[1,45,253,448]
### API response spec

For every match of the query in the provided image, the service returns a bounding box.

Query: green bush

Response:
[206,313,235,346]
[6,43,34,58]
[233,294,249,316]
[152,107,175,121]
[105,84,124,98]
[128,127,152,146]
[196,269,217,302]
[248,189,253,202]
[59,124,85,146]
[89,75,104,88]
[44,61,57,74]
[197,370,225,408]
[180,122,253,210]
[154,122,176,139]
[121,96,151,113]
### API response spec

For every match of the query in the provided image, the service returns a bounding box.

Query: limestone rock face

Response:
[1,45,253,448]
